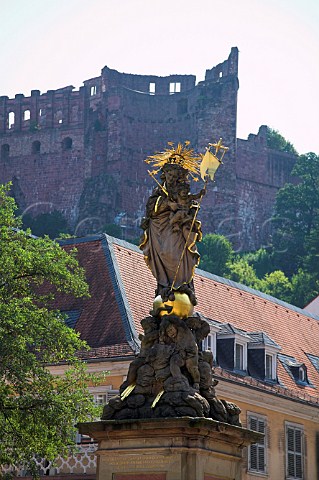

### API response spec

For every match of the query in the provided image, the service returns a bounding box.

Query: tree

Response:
[227,257,260,289]
[102,223,122,238]
[290,269,319,308]
[267,127,298,155]
[242,248,275,278]
[22,210,69,239]
[198,234,233,276]
[259,271,292,302]
[0,184,100,470]
[272,152,319,276]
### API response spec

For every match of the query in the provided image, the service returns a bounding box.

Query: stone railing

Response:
[1,443,97,477]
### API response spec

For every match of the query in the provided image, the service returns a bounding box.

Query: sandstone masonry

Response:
[0,48,296,250]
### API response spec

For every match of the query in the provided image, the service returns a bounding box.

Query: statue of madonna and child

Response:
[140,161,204,308]
[102,140,241,426]
[140,140,226,312]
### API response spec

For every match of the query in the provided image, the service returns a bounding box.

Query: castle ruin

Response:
[0,47,296,250]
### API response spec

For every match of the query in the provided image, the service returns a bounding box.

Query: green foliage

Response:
[0,184,102,470]
[199,230,318,307]
[198,152,319,307]
[242,248,274,278]
[227,257,260,289]
[272,152,319,276]
[290,270,319,308]
[103,223,122,238]
[198,234,233,276]
[22,210,69,239]
[259,271,292,301]
[304,223,319,275]
[267,127,298,155]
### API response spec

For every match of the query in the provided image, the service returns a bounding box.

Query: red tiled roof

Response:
[109,236,319,403]
[56,236,137,358]
[58,234,319,404]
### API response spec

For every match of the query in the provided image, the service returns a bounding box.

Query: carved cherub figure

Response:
[168,182,205,233]
[159,315,200,390]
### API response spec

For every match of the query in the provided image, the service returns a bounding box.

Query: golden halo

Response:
[145,141,202,181]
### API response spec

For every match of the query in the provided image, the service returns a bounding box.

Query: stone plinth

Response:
[78,417,261,480]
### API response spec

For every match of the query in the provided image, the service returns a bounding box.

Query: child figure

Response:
[169,182,205,233]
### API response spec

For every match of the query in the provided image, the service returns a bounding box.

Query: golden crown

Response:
[145,141,202,181]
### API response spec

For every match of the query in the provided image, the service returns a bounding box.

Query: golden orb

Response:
[153,292,194,319]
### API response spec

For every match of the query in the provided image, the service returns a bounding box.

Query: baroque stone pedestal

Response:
[78,417,261,480]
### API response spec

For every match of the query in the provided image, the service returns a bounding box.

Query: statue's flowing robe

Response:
[140,196,200,289]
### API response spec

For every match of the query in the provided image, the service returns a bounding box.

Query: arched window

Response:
[1,144,10,161]
[62,137,72,151]
[32,140,41,154]
[8,112,15,129]
[23,109,31,121]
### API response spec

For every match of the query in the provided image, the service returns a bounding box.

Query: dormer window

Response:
[235,342,245,370]
[278,355,312,387]
[216,323,250,373]
[289,364,308,385]
[289,363,309,385]
[248,332,280,382]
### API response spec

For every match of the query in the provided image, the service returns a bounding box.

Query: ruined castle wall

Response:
[0,87,89,225]
[77,48,240,237]
[197,47,239,239]
[236,126,296,250]
[0,47,296,249]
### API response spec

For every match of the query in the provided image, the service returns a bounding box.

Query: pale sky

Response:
[1,0,318,154]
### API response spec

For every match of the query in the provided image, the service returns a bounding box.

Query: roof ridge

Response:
[102,234,140,352]
[58,234,105,246]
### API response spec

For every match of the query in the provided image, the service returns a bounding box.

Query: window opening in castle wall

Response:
[169,82,181,94]
[8,112,15,129]
[23,110,31,121]
[32,140,41,154]
[149,83,156,95]
[62,137,73,151]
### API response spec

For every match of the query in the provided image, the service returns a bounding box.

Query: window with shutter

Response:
[247,414,267,473]
[76,390,119,444]
[285,423,304,479]
[94,390,119,405]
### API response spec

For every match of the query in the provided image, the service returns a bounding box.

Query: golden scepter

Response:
[147,170,168,196]
[170,139,228,293]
